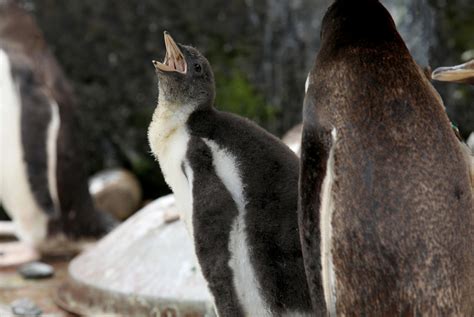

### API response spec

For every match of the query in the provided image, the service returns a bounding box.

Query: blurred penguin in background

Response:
[0,1,115,254]
[433,59,474,86]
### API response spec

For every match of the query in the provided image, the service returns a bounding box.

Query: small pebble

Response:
[10,298,42,316]
[164,211,180,224]
[18,261,54,279]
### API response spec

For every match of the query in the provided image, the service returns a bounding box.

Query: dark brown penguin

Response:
[0,2,115,253]
[300,0,474,315]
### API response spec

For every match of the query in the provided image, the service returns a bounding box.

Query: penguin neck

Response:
[148,94,197,158]
[155,97,196,122]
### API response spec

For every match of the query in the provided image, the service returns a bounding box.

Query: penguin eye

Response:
[194,63,202,73]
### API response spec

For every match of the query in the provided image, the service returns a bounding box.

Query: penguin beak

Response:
[152,31,187,74]
[432,60,474,85]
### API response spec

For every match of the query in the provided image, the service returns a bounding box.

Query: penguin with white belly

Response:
[148,32,317,316]
[0,3,115,253]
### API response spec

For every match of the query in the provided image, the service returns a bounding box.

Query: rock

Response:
[0,304,12,317]
[282,123,303,157]
[89,169,142,220]
[56,194,215,316]
[18,261,54,279]
[467,132,474,152]
[10,298,42,316]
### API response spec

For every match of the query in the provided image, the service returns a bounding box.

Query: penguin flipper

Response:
[299,97,332,313]
[14,64,57,217]
[186,137,244,317]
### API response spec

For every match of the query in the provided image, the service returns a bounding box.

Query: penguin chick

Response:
[148,32,315,316]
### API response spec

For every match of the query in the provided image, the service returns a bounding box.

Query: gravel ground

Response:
[0,255,75,316]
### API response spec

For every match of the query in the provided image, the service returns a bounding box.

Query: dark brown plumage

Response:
[300,0,474,315]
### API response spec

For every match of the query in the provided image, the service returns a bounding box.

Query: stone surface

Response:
[0,259,74,316]
[282,123,303,157]
[89,169,142,220]
[56,194,215,316]
[0,303,12,317]
[10,298,42,316]
[18,262,54,280]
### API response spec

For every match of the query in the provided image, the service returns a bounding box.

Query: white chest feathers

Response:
[148,101,196,234]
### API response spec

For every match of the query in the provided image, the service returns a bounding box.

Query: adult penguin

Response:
[0,2,115,253]
[300,0,474,315]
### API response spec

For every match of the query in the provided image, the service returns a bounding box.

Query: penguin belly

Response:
[156,132,272,315]
[148,106,195,236]
[0,49,49,245]
[159,129,194,235]
[152,116,312,315]
[202,139,272,317]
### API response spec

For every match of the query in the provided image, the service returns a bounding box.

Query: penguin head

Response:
[153,32,215,108]
[320,0,401,53]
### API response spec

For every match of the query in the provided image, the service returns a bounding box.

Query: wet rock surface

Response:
[10,298,42,316]
[18,262,54,280]
[0,259,72,316]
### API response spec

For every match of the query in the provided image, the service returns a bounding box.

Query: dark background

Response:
[18,0,474,200]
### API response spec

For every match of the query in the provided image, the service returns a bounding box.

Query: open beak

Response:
[432,60,474,85]
[152,31,187,74]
